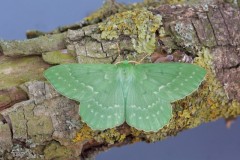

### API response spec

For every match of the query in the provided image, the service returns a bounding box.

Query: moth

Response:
[44,61,206,132]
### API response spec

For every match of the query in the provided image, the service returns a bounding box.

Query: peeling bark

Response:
[0,1,240,160]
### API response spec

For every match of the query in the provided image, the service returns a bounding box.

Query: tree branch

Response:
[0,1,239,159]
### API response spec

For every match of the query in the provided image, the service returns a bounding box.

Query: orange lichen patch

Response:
[207,98,215,106]
[73,125,94,142]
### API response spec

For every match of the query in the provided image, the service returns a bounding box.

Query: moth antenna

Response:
[115,61,139,65]
[138,54,150,64]
[116,42,123,62]
[128,61,139,64]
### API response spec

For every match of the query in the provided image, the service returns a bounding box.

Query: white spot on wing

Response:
[114,105,120,108]
[104,74,109,80]
[142,74,147,80]
[131,105,136,108]
[159,85,165,91]
[86,85,94,91]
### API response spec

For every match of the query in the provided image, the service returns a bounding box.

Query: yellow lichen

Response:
[95,128,126,144]
[73,126,126,145]
[166,0,186,5]
[99,9,163,54]
[84,1,127,24]
[44,141,73,160]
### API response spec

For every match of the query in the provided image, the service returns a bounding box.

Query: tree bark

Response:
[0,1,240,159]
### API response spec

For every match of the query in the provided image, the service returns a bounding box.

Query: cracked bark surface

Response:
[1,82,82,159]
[0,1,240,159]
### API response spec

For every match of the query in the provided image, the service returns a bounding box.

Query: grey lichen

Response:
[0,122,13,153]
[171,21,200,52]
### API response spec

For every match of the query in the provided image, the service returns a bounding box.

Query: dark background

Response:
[0,1,239,160]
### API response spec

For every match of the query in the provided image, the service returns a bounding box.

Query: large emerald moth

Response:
[44,61,206,132]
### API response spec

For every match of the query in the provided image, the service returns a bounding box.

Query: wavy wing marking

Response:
[125,68,172,132]
[126,63,206,132]
[44,64,125,130]
[135,63,206,102]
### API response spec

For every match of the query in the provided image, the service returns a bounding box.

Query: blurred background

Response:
[0,1,239,160]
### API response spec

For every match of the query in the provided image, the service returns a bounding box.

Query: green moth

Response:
[44,61,206,132]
